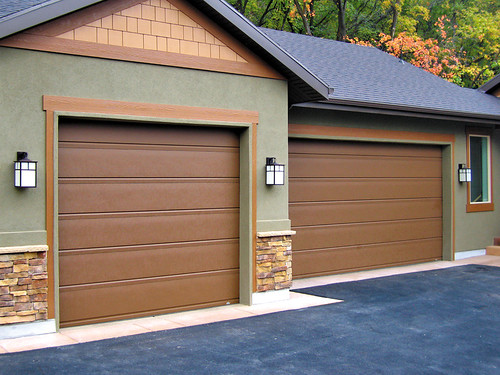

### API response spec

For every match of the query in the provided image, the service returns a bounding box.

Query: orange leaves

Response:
[346,36,374,47]
[288,0,314,20]
[349,30,460,81]
[379,32,460,80]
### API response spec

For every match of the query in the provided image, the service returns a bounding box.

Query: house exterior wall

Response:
[0,46,288,241]
[289,106,500,255]
[0,46,289,333]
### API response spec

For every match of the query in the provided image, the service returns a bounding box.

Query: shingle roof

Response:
[0,0,48,19]
[0,0,104,40]
[261,28,500,122]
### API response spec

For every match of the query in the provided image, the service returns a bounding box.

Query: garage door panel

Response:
[290,198,442,226]
[290,139,442,277]
[290,178,441,202]
[289,139,442,278]
[293,238,443,278]
[59,120,240,148]
[59,120,240,326]
[59,209,239,250]
[59,179,239,213]
[59,269,239,327]
[293,218,442,250]
[59,145,239,178]
[59,239,239,286]
[289,154,441,178]
[289,139,442,158]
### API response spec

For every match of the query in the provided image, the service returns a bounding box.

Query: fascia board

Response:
[295,101,500,126]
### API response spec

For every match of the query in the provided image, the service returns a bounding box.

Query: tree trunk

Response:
[335,0,347,41]
[390,0,401,38]
[293,0,313,35]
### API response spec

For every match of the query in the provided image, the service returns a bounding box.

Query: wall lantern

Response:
[265,157,285,185]
[458,163,471,183]
[14,152,37,188]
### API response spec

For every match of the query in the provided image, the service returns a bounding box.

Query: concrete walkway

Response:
[1,255,498,354]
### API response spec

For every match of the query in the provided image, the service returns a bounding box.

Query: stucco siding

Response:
[0,46,289,247]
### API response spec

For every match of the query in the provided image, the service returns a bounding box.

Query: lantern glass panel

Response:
[275,171,284,185]
[23,169,36,187]
[266,164,275,185]
[14,169,21,187]
[274,164,284,185]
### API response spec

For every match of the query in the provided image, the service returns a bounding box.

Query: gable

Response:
[0,0,281,79]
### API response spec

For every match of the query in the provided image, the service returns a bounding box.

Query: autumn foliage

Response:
[348,17,460,82]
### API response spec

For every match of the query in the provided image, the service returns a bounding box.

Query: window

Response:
[467,130,494,212]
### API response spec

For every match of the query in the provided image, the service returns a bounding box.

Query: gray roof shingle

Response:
[260,28,500,121]
[0,0,50,19]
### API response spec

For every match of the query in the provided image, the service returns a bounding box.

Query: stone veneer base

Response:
[0,319,56,340]
[255,230,295,292]
[0,245,49,327]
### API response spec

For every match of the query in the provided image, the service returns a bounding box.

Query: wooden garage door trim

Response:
[289,123,456,144]
[44,96,258,321]
[288,123,456,277]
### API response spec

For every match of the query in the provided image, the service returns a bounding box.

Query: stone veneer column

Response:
[255,231,295,292]
[0,245,49,325]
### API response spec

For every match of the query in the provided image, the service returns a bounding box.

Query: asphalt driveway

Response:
[1,264,499,374]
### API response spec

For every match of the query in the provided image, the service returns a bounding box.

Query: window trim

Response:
[466,127,494,212]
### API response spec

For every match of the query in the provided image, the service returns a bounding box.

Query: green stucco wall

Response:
[289,106,500,255]
[0,46,290,248]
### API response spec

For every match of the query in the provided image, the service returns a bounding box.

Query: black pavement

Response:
[1,264,499,374]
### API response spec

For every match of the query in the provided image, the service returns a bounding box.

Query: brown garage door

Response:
[58,119,239,327]
[289,139,442,278]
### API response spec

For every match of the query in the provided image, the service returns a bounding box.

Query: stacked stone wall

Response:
[0,246,48,325]
[256,233,293,292]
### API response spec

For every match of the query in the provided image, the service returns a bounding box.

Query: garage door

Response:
[289,139,442,278]
[58,119,240,327]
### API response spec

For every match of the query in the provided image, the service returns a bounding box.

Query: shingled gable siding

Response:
[0,0,282,80]
[0,246,48,325]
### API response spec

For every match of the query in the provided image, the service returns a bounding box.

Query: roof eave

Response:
[0,0,103,39]
[294,100,500,126]
[193,0,332,101]
[478,74,500,95]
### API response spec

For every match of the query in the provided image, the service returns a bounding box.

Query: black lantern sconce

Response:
[458,163,471,183]
[265,157,285,185]
[14,152,38,188]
